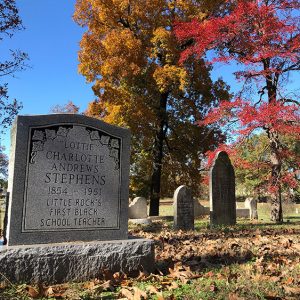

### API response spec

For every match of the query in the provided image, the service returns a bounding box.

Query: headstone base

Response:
[0,238,154,284]
[236,208,250,218]
[129,218,152,225]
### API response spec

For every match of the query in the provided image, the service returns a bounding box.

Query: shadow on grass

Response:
[285,216,300,220]
[156,250,255,275]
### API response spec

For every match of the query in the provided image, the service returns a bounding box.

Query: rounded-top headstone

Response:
[128,197,148,219]
[244,197,258,219]
[209,151,236,226]
[173,185,194,230]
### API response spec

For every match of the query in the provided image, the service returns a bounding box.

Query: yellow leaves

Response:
[153,64,187,93]
[151,27,178,64]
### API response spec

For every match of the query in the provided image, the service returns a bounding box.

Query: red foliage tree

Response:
[175,0,300,222]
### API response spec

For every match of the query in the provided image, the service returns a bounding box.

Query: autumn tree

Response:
[175,0,300,222]
[51,101,80,114]
[232,133,299,203]
[0,0,28,130]
[74,0,230,215]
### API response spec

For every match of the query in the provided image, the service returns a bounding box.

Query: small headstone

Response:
[244,197,258,219]
[129,218,152,225]
[173,185,194,230]
[194,199,210,216]
[236,208,250,218]
[209,151,236,226]
[129,197,147,219]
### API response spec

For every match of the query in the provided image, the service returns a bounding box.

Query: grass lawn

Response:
[159,201,300,223]
[1,215,300,299]
[1,202,300,299]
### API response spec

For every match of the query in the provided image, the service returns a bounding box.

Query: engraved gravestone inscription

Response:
[6,115,130,245]
[209,151,236,226]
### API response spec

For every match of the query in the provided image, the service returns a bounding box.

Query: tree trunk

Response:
[268,131,283,223]
[149,93,168,216]
[263,58,283,223]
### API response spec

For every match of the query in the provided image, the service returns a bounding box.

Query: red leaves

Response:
[201,98,300,138]
[175,0,300,69]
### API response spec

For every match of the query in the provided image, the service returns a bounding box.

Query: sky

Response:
[0,0,94,153]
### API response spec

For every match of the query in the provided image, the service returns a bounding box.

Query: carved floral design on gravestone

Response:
[89,131,120,170]
[45,129,56,140]
[30,126,70,164]
[90,130,100,140]
[30,126,120,169]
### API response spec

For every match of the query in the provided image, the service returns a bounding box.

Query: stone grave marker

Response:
[0,114,154,283]
[194,199,210,217]
[244,197,258,219]
[128,197,148,219]
[173,185,194,230]
[209,151,236,226]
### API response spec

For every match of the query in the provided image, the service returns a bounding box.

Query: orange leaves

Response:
[22,283,69,299]
[101,29,143,77]
[168,263,200,283]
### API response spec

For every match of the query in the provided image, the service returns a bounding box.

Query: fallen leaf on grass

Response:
[0,281,8,289]
[167,281,179,291]
[209,282,218,292]
[120,287,134,299]
[168,262,199,283]
[83,281,95,290]
[43,286,54,297]
[133,286,147,299]
[284,277,294,285]
[283,286,300,296]
[40,283,69,298]
[26,285,39,298]
[146,285,165,299]
[93,280,115,293]
[228,292,245,300]
[146,285,159,294]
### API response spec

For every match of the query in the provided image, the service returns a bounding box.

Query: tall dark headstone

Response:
[173,185,194,230]
[209,151,236,226]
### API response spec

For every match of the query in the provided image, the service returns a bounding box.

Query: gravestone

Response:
[244,197,258,219]
[129,197,147,219]
[173,185,194,230]
[0,114,154,283]
[194,199,210,217]
[209,151,236,226]
[236,208,250,218]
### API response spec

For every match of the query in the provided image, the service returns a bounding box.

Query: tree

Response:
[0,147,8,179]
[231,133,299,203]
[51,101,80,114]
[75,0,230,215]
[175,0,300,222]
[0,0,28,130]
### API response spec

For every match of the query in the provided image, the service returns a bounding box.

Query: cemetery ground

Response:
[1,202,300,300]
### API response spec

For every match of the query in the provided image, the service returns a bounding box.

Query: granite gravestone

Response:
[6,114,130,245]
[1,115,154,283]
[244,197,258,219]
[173,185,194,230]
[128,197,148,219]
[209,151,236,226]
